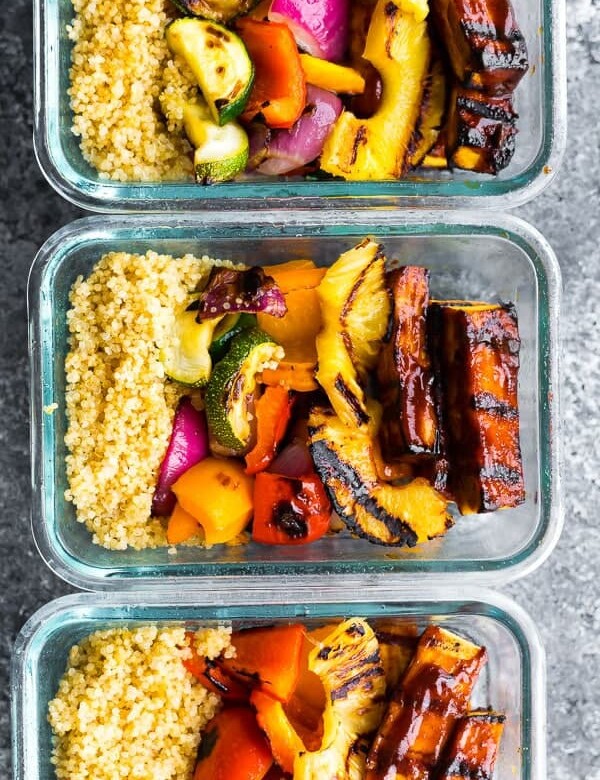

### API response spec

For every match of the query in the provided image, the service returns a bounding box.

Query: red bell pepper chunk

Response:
[245,386,294,475]
[237,18,307,129]
[194,707,273,780]
[252,472,331,546]
[182,632,249,702]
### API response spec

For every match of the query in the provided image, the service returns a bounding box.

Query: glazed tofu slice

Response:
[431,301,525,515]
[366,626,487,780]
[429,0,529,94]
[437,711,506,779]
[447,88,518,175]
[378,266,439,460]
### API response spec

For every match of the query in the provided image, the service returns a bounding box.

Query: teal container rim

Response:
[33,0,567,212]
[28,210,563,591]
[11,587,547,780]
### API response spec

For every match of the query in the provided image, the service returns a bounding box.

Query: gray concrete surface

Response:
[1,0,599,777]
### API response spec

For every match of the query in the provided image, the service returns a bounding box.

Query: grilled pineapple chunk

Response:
[309,407,451,546]
[294,618,386,780]
[408,53,448,168]
[320,0,431,179]
[315,238,390,429]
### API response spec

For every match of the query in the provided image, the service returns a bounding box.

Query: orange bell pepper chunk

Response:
[194,707,273,780]
[182,632,249,702]
[266,261,325,294]
[251,690,305,774]
[223,624,305,702]
[166,502,201,545]
[237,19,306,129]
[172,458,254,545]
[245,386,294,475]
[258,286,323,364]
[260,362,319,392]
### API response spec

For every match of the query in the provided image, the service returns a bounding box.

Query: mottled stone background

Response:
[1,0,599,777]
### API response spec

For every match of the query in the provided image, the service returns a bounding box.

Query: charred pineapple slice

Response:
[437,711,505,780]
[377,266,439,459]
[320,0,431,180]
[447,87,518,175]
[308,407,451,546]
[431,301,525,514]
[366,626,487,780]
[315,238,390,429]
[372,621,419,693]
[294,618,386,780]
[408,53,448,168]
[429,0,528,94]
[421,127,449,168]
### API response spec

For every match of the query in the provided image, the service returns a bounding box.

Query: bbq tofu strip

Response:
[365,626,487,780]
[429,0,529,94]
[431,301,525,515]
[426,0,528,174]
[378,267,439,460]
[447,88,518,175]
[437,711,506,780]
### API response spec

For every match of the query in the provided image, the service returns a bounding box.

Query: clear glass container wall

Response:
[11,589,547,780]
[34,0,566,211]
[28,211,562,590]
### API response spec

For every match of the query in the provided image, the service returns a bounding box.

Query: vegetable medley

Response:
[149,236,525,549]
[49,620,507,779]
[187,620,505,779]
[160,0,529,182]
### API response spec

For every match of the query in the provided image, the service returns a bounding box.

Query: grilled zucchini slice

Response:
[308,407,451,546]
[315,238,390,429]
[160,309,224,387]
[183,100,249,183]
[205,328,283,453]
[166,18,254,125]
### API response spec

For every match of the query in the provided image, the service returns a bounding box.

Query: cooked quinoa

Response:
[48,625,231,780]
[67,0,198,181]
[64,250,233,550]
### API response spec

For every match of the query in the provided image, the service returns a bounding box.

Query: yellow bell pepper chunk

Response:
[172,458,253,545]
[299,54,365,95]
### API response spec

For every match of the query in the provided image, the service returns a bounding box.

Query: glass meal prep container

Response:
[33,0,566,212]
[28,210,562,590]
[11,587,547,780]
